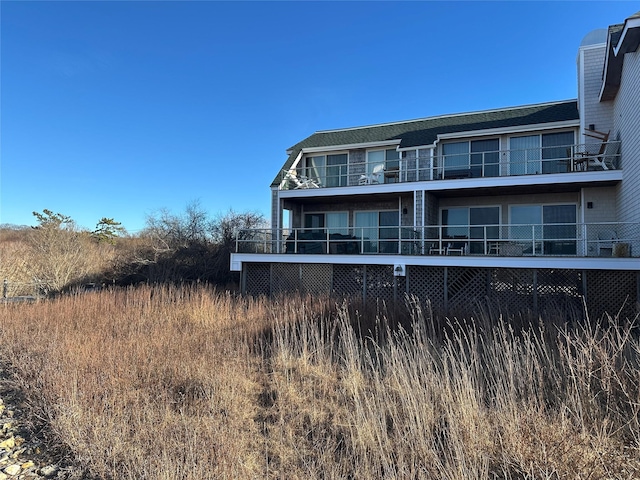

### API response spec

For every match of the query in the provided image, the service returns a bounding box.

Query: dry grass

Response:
[1,285,639,479]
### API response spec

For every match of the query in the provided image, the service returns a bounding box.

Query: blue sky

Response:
[1,1,636,233]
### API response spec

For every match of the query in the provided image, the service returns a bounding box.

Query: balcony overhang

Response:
[231,253,640,272]
[278,170,622,200]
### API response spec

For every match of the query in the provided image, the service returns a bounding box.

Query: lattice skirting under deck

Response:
[243,263,638,319]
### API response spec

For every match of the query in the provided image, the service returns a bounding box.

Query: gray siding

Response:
[612,47,640,256]
[583,186,619,224]
[579,44,615,138]
[348,150,366,185]
[614,48,640,225]
[271,188,279,229]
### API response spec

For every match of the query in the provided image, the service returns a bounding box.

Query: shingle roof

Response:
[272,100,579,186]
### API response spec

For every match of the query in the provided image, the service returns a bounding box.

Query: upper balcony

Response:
[277,140,621,191]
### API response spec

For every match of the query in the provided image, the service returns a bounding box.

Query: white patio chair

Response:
[597,230,617,256]
[359,164,384,185]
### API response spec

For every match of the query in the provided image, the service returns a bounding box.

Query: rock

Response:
[3,464,20,476]
[0,437,14,450]
[40,464,58,477]
[0,472,7,480]
[21,460,35,469]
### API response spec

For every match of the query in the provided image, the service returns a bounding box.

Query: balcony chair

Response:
[597,230,617,256]
[359,164,384,185]
[284,171,321,189]
[428,242,447,255]
[446,241,467,255]
[384,165,400,183]
[578,130,616,171]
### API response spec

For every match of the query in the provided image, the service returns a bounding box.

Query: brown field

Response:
[1,285,639,479]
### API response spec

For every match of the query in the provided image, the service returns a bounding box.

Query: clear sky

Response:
[1,1,636,233]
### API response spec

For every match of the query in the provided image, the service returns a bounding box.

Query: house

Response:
[231,12,640,318]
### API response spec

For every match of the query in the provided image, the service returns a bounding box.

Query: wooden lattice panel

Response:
[301,264,332,295]
[272,263,300,295]
[395,276,407,300]
[332,265,364,301]
[244,263,271,296]
[447,267,487,311]
[586,270,637,320]
[537,269,583,318]
[365,265,395,303]
[407,266,445,310]
[489,268,535,316]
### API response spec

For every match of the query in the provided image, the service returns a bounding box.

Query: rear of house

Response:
[231,12,640,318]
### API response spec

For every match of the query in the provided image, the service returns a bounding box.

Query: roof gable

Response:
[272,100,578,186]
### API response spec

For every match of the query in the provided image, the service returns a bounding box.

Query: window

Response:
[354,211,399,253]
[304,153,348,187]
[510,204,576,254]
[367,148,400,183]
[441,207,500,254]
[509,131,574,175]
[441,139,499,178]
[304,212,348,234]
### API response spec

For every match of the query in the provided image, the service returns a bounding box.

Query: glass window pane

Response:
[326,154,348,187]
[510,135,541,175]
[367,150,385,175]
[442,208,468,238]
[470,207,499,239]
[510,205,541,241]
[385,149,400,171]
[326,212,348,234]
[471,139,500,177]
[355,212,378,253]
[379,211,399,253]
[306,156,325,185]
[442,142,470,170]
[543,204,576,254]
[542,132,574,174]
[304,213,324,231]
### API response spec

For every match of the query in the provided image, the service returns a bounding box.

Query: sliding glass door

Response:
[355,211,400,253]
[305,153,348,187]
[510,131,574,175]
[442,139,499,178]
[510,204,576,254]
[441,206,500,254]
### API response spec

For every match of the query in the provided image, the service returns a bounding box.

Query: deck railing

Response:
[279,141,621,190]
[235,221,638,258]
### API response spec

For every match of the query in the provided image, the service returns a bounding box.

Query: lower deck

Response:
[238,260,640,320]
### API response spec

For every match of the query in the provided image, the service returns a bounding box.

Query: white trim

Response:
[578,47,586,135]
[290,150,303,169]
[398,144,436,151]
[230,252,640,272]
[301,140,401,154]
[435,120,579,142]
[598,41,614,101]
[613,17,640,56]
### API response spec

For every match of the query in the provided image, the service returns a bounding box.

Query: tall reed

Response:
[1,286,638,479]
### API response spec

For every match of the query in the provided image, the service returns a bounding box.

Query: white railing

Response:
[278,141,621,190]
[235,222,638,258]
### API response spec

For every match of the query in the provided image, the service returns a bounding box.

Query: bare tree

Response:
[134,205,266,285]
[210,209,267,249]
